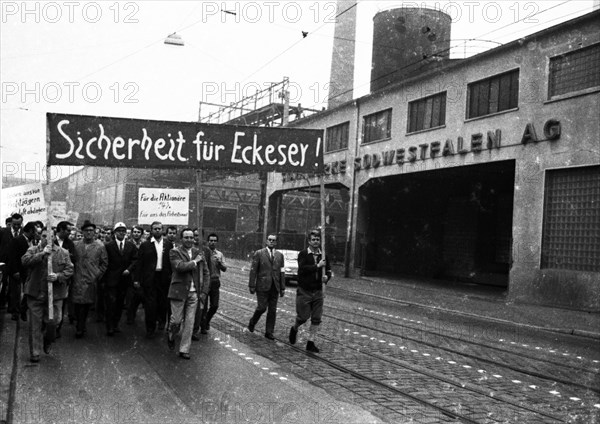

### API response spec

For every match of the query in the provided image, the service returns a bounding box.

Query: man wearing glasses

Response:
[289,230,332,353]
[248,234,285,340]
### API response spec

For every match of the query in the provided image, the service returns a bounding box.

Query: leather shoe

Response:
[30,355,40,363]
[191,334,200,341]
[289,326,297,345]
[43,340,51,354]
[178,352,190,360]
[75,330,84,339]
[247,320,255,333]
[306,341,320,353]
[167,335,175,351]
[20,309,27,322]
[264,333,275,340]
[200,328,208,334]
[107,330,115,337]
[11,313,18,321]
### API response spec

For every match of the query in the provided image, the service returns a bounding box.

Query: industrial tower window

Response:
[466,69,519,119]
[407,92,447,133]
[362,109,392,144]
[326,122,350,152]
[203,207,237,232]
[541,165,600,272]
[548,43,600,98]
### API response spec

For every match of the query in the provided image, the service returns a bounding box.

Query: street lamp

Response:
[164,32,184,46]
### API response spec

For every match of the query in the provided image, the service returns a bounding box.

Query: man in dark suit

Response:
[133,221,173,338]
[103,222,137,336]
[1,213,23,317]
[7,221,37,321]
[289,230,332,353]
[247,234,285,340]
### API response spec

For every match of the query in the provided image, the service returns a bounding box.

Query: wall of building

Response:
[271,12,600,311]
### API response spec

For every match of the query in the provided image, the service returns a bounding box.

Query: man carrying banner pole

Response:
[22,227,73,362]
[289,177,332,353]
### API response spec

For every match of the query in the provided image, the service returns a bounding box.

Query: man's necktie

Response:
[119,242,123,253]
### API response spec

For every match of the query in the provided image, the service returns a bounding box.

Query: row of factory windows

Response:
[326,42,600,152]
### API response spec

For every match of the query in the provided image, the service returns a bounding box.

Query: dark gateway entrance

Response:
[357,160,515,287]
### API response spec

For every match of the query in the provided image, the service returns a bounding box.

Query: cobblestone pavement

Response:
[215,268,600,424]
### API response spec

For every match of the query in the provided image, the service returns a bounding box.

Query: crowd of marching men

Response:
[0,212,332,363]
[0,212,227,362]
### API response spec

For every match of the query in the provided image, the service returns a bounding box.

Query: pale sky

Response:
[1,0,596,186]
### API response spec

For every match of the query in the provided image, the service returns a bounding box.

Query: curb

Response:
[0,313,19,424]
[331,284,600,341]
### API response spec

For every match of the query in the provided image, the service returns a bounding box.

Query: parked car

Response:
[279,249,299,285]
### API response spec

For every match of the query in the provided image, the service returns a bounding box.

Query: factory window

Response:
[363,109,391,143]
[467,69,519,119]
[541,165,600,272]
[549,43,600,98]
[326,122,349,152]
[203,207,237,232]
[407,92,446,133]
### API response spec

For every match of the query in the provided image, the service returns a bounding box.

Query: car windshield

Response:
[281,250,298,260]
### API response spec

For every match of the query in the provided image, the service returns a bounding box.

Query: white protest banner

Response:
[138,188,189,226]
[47,113,324,173]
[1,183,48,223]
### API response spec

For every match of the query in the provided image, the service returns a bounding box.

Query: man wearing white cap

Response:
[102,222,137,336]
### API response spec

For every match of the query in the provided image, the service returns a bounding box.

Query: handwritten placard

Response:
[138,188,189,226]
[1,183,48,223]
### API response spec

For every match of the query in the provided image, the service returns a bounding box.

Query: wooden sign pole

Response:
[46,130,53,320]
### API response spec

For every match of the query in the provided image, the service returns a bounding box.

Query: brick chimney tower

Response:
[327,0,358,108]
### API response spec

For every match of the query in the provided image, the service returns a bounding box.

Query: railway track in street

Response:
[321,301,600,393]
[213,286,591,423]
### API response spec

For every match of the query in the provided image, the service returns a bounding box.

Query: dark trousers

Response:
[142,271,164,333]
[203,284,220,329]
[95,281,105,321]
[105,284,126,331]
[7,275,22,314]
[194,280,220,334]
[0,271,9,308]
[249,284,279,335]
[157,276,169,328]
[73,303,91,334]
[126,285,143,323]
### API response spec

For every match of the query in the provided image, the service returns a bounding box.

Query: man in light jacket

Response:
[167,228,210,359]
[22,227,74,362]
[72,220,108,338]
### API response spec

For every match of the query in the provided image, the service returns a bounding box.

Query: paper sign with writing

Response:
[138,188,189,226]
[47,113,324,173]
[1,183,48,223]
